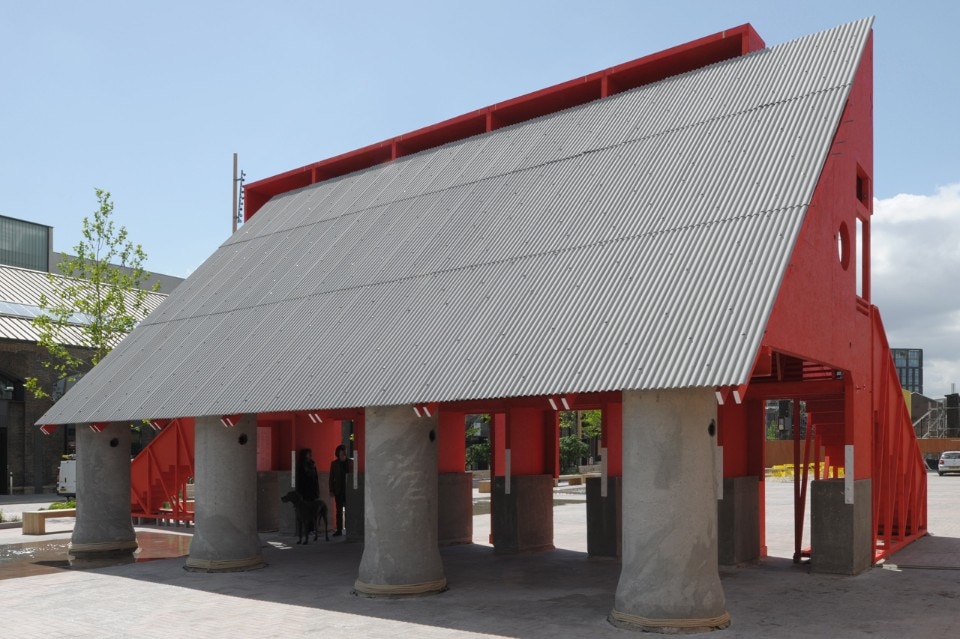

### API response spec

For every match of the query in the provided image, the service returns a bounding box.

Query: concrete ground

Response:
[1,472,959,638]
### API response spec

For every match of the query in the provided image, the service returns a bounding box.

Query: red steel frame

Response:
[130,417,196,524]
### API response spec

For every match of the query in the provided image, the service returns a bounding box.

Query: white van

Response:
[58,456,76,498]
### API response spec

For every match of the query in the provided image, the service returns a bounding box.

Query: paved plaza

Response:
[1,473,959,638]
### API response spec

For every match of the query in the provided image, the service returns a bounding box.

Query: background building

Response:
[892,348,923,394]
[0,213,180,493]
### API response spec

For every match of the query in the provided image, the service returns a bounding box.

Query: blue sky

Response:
[2,1,959,395]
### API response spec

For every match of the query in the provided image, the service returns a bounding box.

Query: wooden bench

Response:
[554,474,583,486]
[22,508,77,535]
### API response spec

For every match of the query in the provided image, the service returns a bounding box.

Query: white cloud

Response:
[872,183,960,397]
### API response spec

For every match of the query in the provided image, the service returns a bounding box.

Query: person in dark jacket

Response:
[296,448,320,502]
[328,444,351,536]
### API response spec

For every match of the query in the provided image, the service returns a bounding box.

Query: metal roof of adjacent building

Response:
[0,263,166,346]
[40,18,873,425]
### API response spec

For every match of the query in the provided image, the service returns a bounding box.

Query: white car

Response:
[938,451,960,476]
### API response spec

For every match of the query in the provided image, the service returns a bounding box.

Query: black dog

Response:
[280,491,330,544]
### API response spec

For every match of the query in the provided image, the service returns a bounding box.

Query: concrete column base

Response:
[492,475,554,553]
[717,476,760,566]
[586,475,622,558]
[439,472,473,546]
[811,478,873,575]
[69,540,140,564]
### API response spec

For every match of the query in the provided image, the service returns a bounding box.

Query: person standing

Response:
[329,444,351,537]
[296,448,320,501]
[295,448,320,535]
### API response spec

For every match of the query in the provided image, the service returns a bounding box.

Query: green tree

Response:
[559,435,589,473]
[466,440,491,470]
[25,188,157,399]
[559,409,602,438]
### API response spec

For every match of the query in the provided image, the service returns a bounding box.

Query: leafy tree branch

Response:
[25,188,158,399]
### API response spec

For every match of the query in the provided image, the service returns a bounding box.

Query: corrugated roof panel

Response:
[0,264,166,348]
[38,18,873,424]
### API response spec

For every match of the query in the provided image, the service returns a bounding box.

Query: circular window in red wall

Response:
[837,221,851,271]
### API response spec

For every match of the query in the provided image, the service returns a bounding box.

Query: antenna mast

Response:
[232,153,246,233]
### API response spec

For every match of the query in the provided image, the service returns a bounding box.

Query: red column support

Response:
[492,413,506,477]
[718,401,749,477]
[438,410,466,473]
[543,411,560,479]
[602,400,623,477]
[506,406,547,475]
[746,400,767,557]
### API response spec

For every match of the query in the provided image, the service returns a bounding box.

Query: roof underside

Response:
[40,18,873,424]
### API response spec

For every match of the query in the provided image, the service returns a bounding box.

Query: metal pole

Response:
[232,153,238,234]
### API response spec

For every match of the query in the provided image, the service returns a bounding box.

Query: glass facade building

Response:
[892,348,923,394]
[0,215,51,272]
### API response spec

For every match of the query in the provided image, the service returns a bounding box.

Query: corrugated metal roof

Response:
[40,18,873,424]
[0,264,166,346]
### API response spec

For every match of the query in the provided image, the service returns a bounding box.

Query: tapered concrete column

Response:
[186,415,263,572]
[70,422,138,563]
[611,389,729,633]
[355,405,445,595]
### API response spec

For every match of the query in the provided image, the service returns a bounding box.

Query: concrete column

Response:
[186,415,263,572]
[717,476,760,566]
[438,472,472,545]
[491,475,554,553]
[355,405,445,596]
[587,475,621,558]
[811,478,872,574]
[611,389,730,633]
[70,422,138,563]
